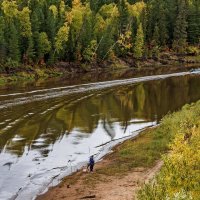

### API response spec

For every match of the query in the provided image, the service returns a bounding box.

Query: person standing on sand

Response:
[87,155,95,172]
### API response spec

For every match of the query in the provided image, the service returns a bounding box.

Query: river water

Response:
[0,70,200,200]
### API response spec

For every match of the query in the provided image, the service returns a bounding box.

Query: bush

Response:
[35,68,48,78]
[3,58,20,73]
[137,101,200,200]
[186,46,200,56]
[82,40,97,63]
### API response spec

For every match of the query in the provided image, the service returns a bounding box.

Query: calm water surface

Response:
[0,70,200,200]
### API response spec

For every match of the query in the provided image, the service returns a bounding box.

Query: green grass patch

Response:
[96,128,170,177]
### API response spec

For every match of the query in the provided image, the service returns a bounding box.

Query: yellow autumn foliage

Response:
[138,101,200,200]
[127,1,146,20]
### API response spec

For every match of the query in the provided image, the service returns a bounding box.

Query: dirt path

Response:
[37,160,163,200]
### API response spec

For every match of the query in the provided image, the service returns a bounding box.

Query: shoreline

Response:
[0,72,198,196]
[36,123,169,200]
[0,72,198,199]
[1,54,200,87]
[23,125,156,200]
[36,100,200,200]
[36,126,162,200]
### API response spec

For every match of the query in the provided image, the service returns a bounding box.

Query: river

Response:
[0,70,200,200]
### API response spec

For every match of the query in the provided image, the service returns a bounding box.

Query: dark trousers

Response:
[90,164,94,172]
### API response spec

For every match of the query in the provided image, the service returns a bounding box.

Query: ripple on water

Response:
[0,72,200,200]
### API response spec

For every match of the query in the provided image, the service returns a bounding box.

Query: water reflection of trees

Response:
[1,75,200,156]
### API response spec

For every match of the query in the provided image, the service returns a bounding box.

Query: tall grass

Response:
[137,101,200,200]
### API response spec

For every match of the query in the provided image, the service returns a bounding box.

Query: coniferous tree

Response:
[46,5,57,63]
[152,24,160,57]
[173,0,188,53]
[117,0,129,34]
[158,3,168,46]
[134,23,144,58]
[188,0,200,44]
[79,7,94,56]
[0,16,6,63]
[0,0,199,67]
[6,21,20,62]
[37,32,51,63]
[18,7,34,64]
[152,24,160,46]
[25,37,35,64]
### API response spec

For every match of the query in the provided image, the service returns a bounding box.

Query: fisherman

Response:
[87,155,95,172]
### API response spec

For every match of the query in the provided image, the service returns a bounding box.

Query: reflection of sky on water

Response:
[0,120,154,200]
[0,73,200,199]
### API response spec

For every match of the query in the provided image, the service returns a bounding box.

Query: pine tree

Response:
[0,0,199,66]
[188,0,200,44]
[158,3,168,46]
[151,24,160,58]
[152,24,160,46]
[79,7,94,56]
[37,32,51,63]
[117,0,129,34]
[134,23,144,59]
[0,16,6,63]
[18,7,34,64]
[45,4,58,63]
[25,37,35,64]
[98,25,115,60]
[173,0,188,53]
[5,21,20,62]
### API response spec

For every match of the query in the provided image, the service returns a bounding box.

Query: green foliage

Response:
[4,58,19,72]
[138,101,200,200]
[6,21,20,62]
[38,32,51,61]
[188,0,200,44]
[0,0,200,67]
[82,40,97,62]
[151,25,161,58]
[173,0,188,53]
[117,30,132,56]
[134,23,144,59]
[0,16,6,62]
[186,46,200,56]
[1,0,18,19]
[55,24,69,53]
[18,7,32,38]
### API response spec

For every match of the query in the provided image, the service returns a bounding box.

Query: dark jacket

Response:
[89,156,94,166]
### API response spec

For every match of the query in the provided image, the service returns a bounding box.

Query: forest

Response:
[0,0,200,69]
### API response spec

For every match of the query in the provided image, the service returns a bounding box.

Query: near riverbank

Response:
[37,100,200,200]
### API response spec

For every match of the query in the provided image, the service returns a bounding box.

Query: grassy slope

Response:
[138,101,200,200]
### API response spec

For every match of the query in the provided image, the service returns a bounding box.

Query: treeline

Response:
[0,0,200,68]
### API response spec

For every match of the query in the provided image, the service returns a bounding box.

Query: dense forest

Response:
[0,0,200,68]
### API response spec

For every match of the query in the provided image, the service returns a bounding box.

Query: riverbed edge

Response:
[36,100,200,200]
[1,54,200,86]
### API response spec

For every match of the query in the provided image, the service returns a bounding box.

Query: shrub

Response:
[186,46,200,56]
[138,101,200,200]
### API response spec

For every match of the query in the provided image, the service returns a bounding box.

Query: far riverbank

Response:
[1,53,200,86]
